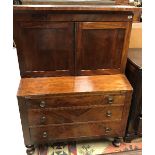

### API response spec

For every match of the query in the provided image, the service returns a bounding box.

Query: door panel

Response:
[76,22,131,75]
[14,21,74,77]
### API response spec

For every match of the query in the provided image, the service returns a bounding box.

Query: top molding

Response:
[13,5,141,12]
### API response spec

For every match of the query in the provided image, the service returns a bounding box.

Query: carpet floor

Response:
[33,138,142,155]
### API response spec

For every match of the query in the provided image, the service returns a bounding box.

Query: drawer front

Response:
[28,105,123,126]
[26,94,125,109]
[30,122,123,143]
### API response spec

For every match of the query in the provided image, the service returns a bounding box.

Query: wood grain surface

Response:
[28,105,124,126]
[30,121,123,143]
[25,94,125,108]
[17,74,132,96]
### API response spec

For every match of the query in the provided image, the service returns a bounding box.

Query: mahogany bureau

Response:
[13,1,141,155]
[17,75,132,154]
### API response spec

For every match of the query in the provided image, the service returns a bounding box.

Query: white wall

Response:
[0,1,27,155]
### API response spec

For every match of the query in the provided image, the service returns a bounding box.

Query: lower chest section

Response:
[19,92,131,144]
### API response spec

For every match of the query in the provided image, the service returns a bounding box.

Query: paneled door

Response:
[75,22,132,75]
[14,21,74,77]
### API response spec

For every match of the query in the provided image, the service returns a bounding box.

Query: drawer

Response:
[28,105,123,126]
[26,94,125,109]
[30,121,123,143]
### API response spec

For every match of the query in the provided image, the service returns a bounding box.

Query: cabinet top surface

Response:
[14,4,141,12]
[17,74,132,97]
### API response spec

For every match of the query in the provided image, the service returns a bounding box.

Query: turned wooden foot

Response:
[124,134,132,143]
[112,137,122,147]
[26,145,35,155]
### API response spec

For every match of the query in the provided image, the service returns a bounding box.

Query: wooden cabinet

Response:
[13,4,141,155]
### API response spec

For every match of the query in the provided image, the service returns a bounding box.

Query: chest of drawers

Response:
[13,3,141,155]
[17,74,132,154]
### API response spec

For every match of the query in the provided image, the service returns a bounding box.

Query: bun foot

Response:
[26,145,35,155]
[124,135,132,143]
[112,137,122,147]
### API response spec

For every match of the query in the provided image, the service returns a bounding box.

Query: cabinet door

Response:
[76,22,132,75]
[14,21,74,77]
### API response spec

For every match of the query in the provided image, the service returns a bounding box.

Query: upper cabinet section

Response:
[14,5,141,78]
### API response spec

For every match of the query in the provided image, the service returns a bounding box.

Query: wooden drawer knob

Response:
[42,131,48,138]
[128,15,133,19]
[108,96,113,104]
[105,127,111,133]
[40,101,46,108]
[40,116,46,123]
[106,110,112,117]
